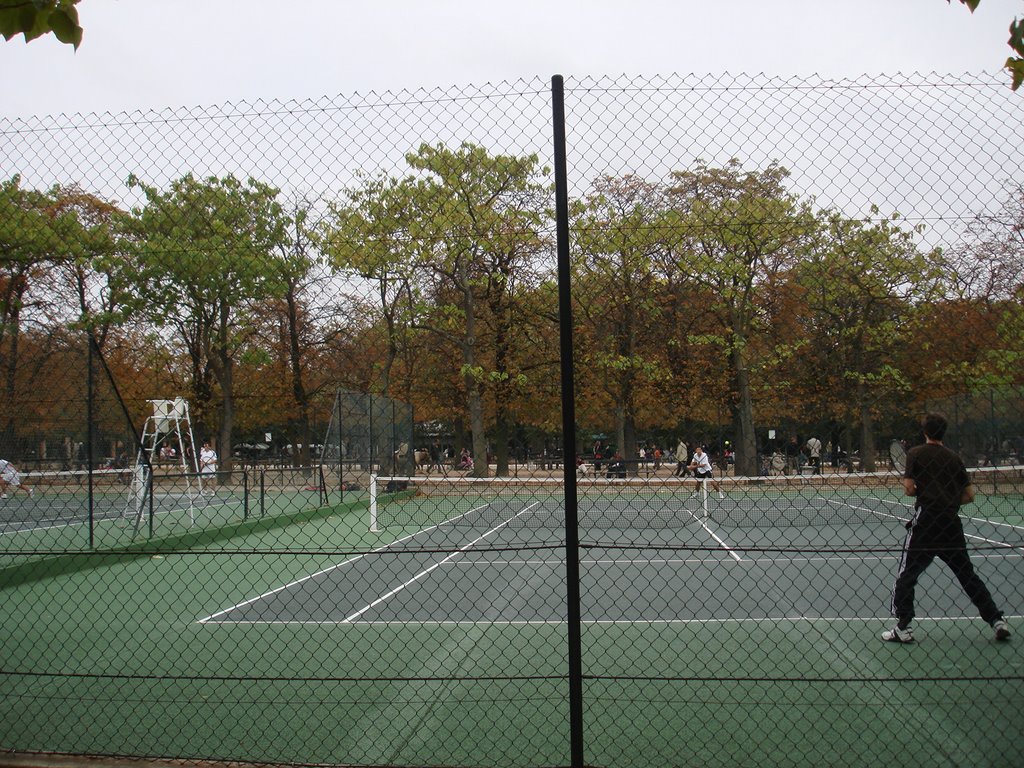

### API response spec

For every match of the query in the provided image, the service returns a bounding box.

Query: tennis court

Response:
[0,466,333,554]
[209,470,1022,632]
[2,469,1019,766]
[209,473,1022,626]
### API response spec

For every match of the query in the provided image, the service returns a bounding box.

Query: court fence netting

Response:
[1,73,1023,768]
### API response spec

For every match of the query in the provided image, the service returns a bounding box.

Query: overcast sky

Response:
[2,0,1023,118]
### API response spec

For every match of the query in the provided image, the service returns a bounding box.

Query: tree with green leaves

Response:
[252,197,328,467]
[120,173,288,472]
[952,0,1024,89]
[664,160,816,477]
[933,181,1024,391]
[572,174,670,471]
[0,177,131,458]
[0,0,81,48]
[323,173,421,401]
[401,142,550,477]
[43,185,128,346]
[796,208,946,469]
[1,176,58,453]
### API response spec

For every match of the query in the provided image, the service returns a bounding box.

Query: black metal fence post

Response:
[552,73,585,768]
[87,331,95,550]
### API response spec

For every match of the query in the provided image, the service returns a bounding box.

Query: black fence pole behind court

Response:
[86,331,95,550]
[552,73,584,768]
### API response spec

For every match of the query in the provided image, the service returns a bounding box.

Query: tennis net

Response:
[368,471,931,531]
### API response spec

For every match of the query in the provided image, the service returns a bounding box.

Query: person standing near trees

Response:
[805,435,822,474]
[199,440,218,494]
[688,445,723,499]
[675,438,688,477]
[784,435,801,475]
[882,412,1010,644]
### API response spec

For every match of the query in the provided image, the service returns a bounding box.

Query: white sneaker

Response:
[881,625,914,644]
[993,619,1011,642]
[28,487,34,498]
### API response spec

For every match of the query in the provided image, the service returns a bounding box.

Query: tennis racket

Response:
[889,439,907,473]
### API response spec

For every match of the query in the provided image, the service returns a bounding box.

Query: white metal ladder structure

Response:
[129,398,200,533]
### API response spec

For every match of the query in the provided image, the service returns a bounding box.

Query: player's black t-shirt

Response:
[904,442,968,515]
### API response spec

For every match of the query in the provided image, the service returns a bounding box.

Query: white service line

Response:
[964,531,1018,548]
[825,498,907,525]
[846,496,1017,548]
[197,509,470,623]
[698,517,743,562]
[963,513,1024,535]
[198,499,540,624]
[340,501,542,624]
[188,616,851,627]
[867,493,1024,535]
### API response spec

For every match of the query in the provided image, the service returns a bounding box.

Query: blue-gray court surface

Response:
[205,473,1022,632]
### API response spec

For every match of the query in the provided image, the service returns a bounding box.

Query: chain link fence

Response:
[1,72,1022,767]
[320,388,416,498]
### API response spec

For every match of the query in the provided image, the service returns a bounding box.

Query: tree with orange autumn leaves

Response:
[2,158,1022,473]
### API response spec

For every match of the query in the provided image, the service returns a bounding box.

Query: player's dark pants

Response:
[890,511,1003,627]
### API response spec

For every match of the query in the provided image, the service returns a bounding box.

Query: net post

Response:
[260,468,266,518]
[148,469,155,538]
[243,468,250,520]
[87,333,96,550]
[318,464,327,507]
[701,477,709,518]
[369,473,379,532]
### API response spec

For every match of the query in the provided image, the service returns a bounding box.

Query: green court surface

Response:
[0,479,1021,767]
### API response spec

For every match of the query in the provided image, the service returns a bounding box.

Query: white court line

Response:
[420,554,900,567]
[680,496,742,562]
[200,613,1022,627]
[196,498,540,624]
[197,492,1019,625]
[339,501,543,623]
[200,492,730,626]
[822,495,1018,547]
[849,495,1019,549]
[197,517,458,623]
[1,516,110,537]
[824,496,909,526]
[422,549,1021,567]
[963,513,1024,534]
[199,544,1022,626]
[697,517,743,562]
[964,531,1018,548]
[200,548,1024,626]
[866,493,1024,536]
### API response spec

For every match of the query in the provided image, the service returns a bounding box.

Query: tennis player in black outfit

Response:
[883,413,1011,644]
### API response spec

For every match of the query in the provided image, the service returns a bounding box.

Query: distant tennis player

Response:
[199,441,218,494]
[0,459,33,498]
[688,445,723,499]
[883,412,1010,644]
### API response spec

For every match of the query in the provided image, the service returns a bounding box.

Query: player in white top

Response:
[0,459,33,498]
[687,445,724,499]
[199,441,218,493]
